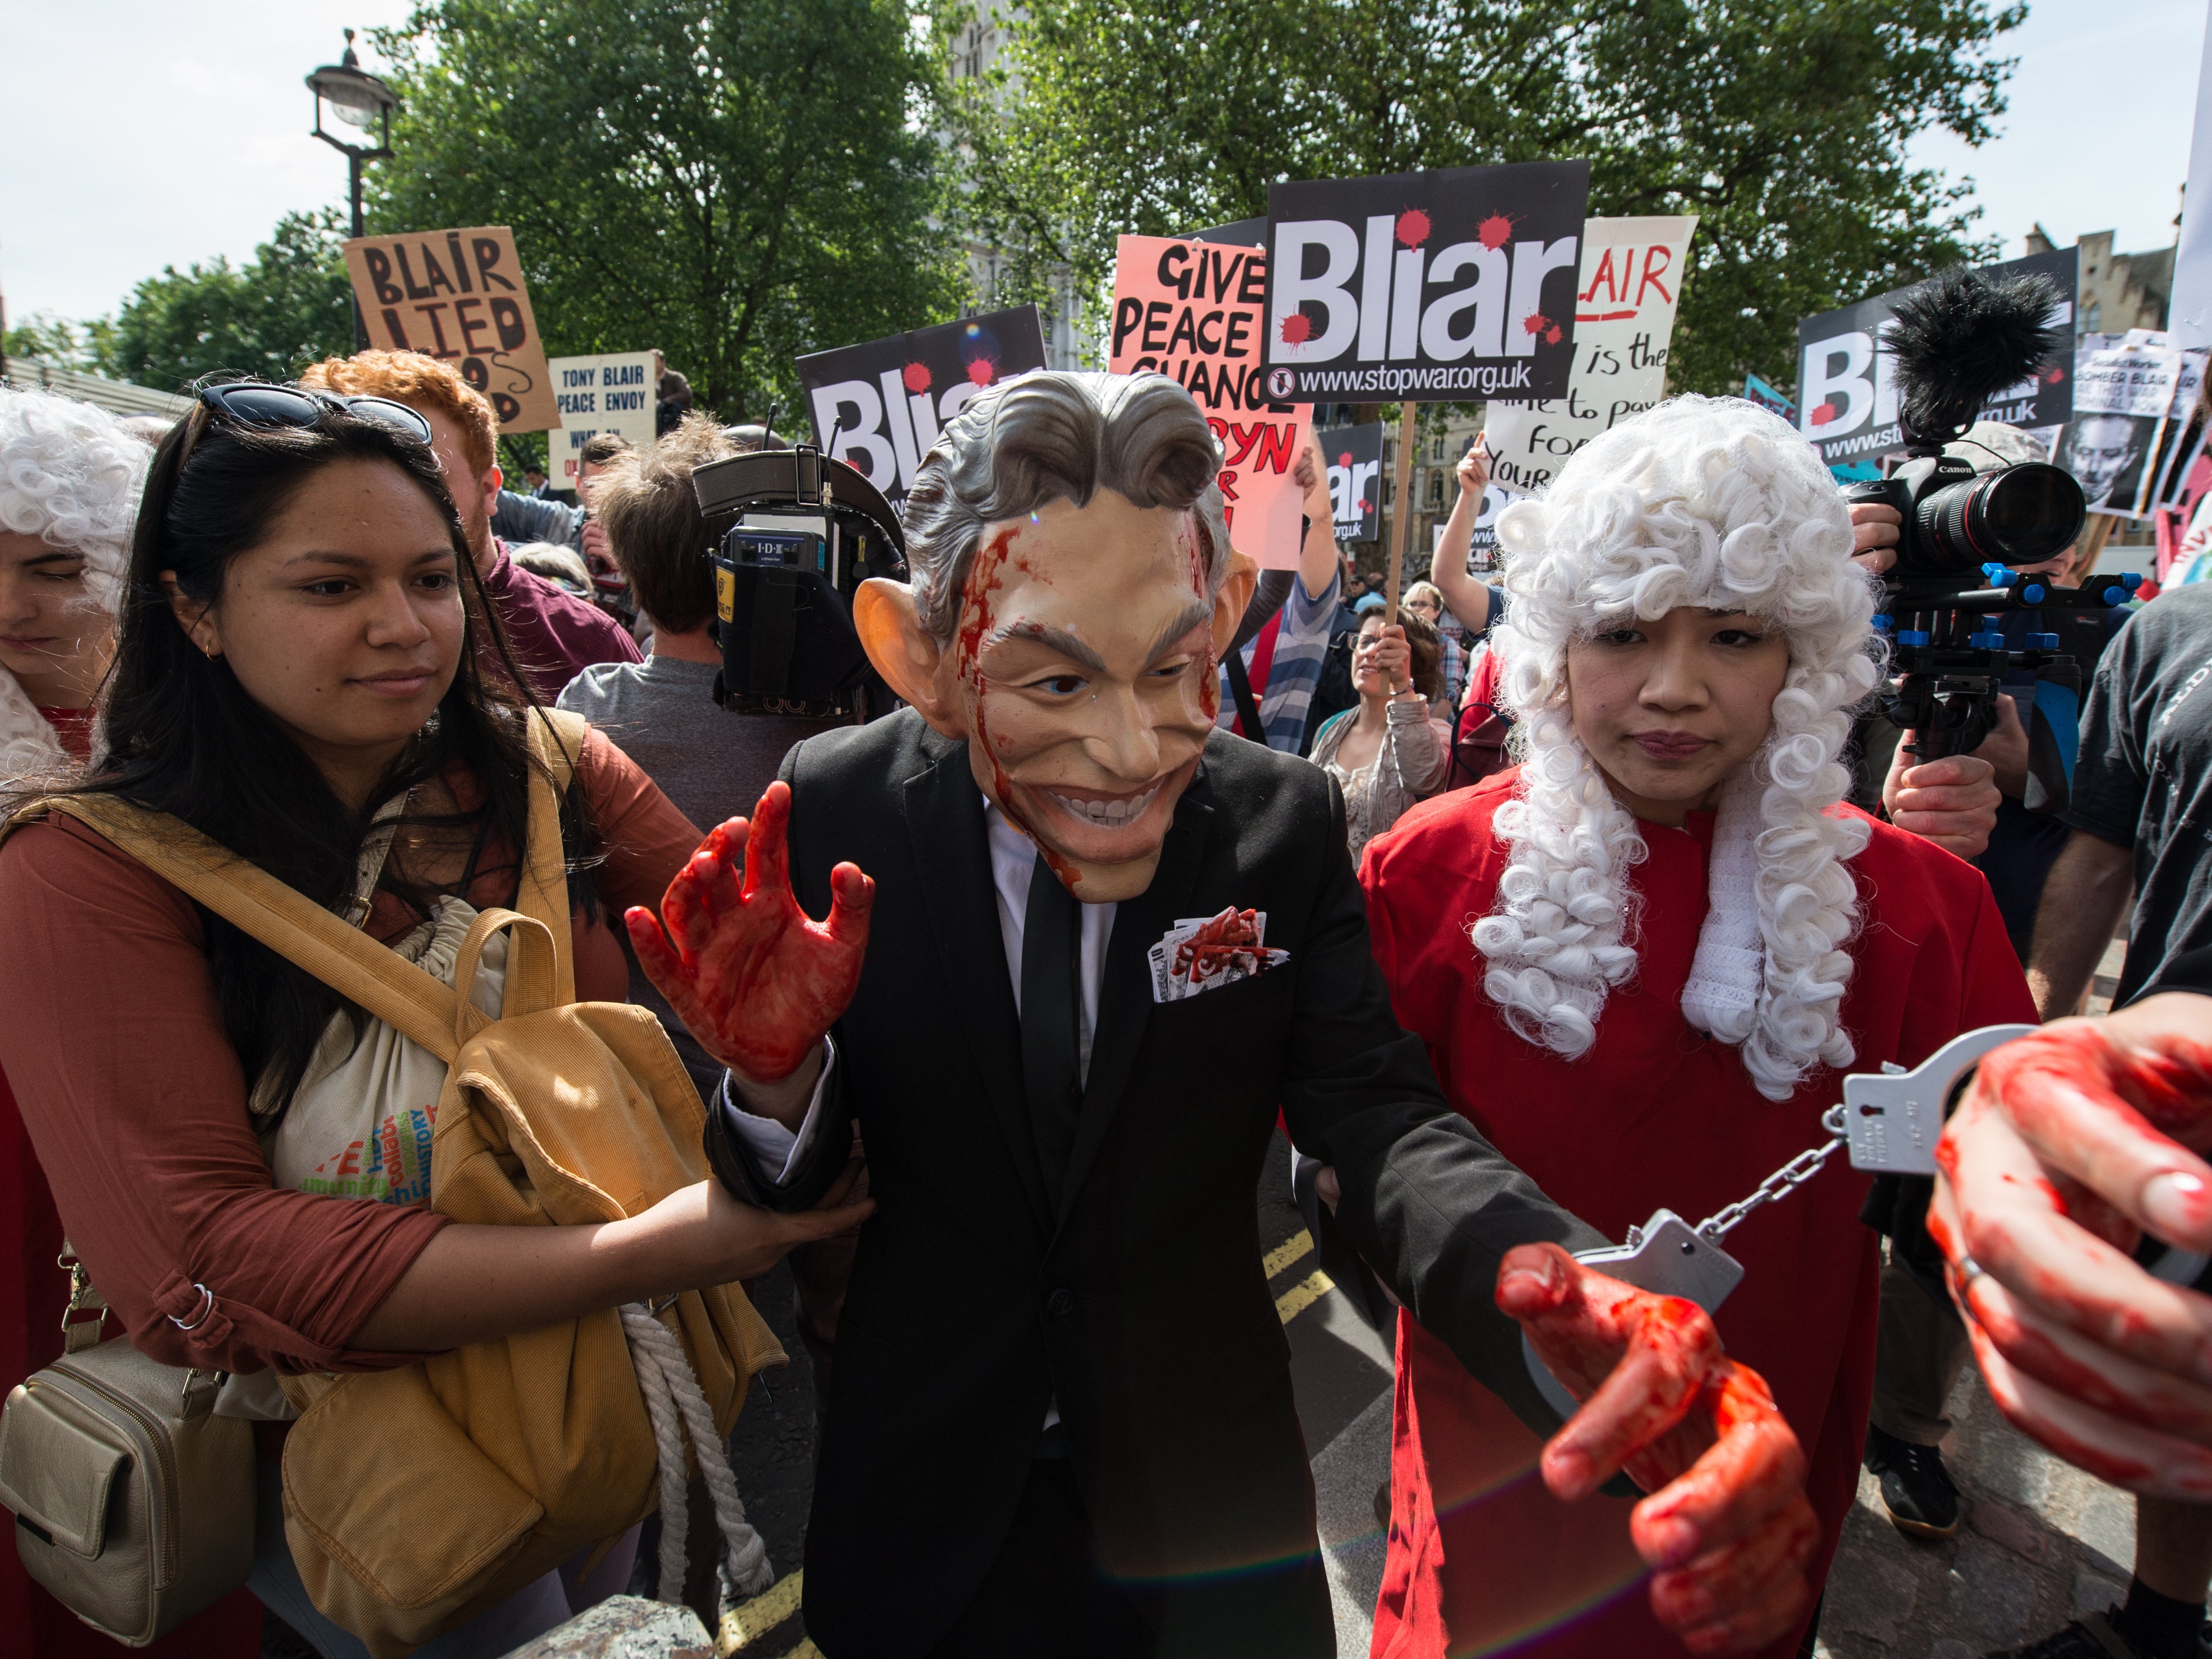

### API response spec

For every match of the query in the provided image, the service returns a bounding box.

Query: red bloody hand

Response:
[626,781,875,1085]
[1931,1003,2212,1498]
[1500,1244,1818,1655]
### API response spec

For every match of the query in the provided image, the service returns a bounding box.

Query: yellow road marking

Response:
[1275,1269,1335,1324]
[1264,1229,1315,1281]
[719,1570,803,1653]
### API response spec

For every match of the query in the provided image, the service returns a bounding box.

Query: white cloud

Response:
[0,0,419,321]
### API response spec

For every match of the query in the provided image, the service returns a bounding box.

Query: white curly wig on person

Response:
[1474,395,1881,1101]
[0,388,146,780]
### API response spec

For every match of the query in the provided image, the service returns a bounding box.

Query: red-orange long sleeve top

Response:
[0,726,701,1379]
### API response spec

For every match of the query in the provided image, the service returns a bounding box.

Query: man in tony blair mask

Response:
[623,373,1822,1658]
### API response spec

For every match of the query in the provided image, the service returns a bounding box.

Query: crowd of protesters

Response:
[0,349,2206,1659]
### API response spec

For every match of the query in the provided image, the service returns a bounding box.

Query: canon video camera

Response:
[689,444,908,721]
[1836,268,2136,785]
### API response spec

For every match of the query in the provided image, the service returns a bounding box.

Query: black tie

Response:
[1020,852,1085,1204]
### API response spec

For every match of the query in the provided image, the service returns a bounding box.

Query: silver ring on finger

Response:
[1954,1254,1988,1299]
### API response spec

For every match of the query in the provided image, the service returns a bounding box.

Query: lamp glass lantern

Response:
[307,30,399,349]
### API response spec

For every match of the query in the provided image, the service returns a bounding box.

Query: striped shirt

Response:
[1218,568,1343,752]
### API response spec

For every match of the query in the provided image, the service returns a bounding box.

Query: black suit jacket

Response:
[712,712,1604,1655]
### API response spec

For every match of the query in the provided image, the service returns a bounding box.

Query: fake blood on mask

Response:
[957,521,1084,893]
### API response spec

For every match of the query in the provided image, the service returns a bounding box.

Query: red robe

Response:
[1359,771,2034,1659]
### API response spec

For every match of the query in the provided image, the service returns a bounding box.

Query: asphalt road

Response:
[716,1127,1398,1658]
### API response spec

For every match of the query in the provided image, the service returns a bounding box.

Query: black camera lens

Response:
[1915,462,2085,573]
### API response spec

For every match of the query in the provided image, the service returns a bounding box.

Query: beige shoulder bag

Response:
[0,1250,254,1646]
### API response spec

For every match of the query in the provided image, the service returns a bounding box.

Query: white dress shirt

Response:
[723,800,1117,1174]
[721,803,1117,1439]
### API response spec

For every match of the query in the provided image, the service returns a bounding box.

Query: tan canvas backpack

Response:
[6,710,781,1656]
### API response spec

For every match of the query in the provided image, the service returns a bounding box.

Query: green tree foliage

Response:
[92,210,355,393]
[946,0,2023,396]
[369,0,964,424]
[1,311,98,367]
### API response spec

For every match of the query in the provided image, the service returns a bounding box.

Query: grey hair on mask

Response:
[900,372,1230,646]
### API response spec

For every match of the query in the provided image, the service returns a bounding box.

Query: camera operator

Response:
[556,416,861,1409]
[1848,425,2133,1546]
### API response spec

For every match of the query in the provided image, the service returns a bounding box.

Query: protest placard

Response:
[1483,216,1697,498]
[1795,247,2077,482]
[1259,161,1590,406]
[1743,373,1797,424]
[1319,422,1383,543]
[1110,234,1312,569]
[1261,160,1589,607]
[341,225,560,430]
[797,305,1049,506]
[545,351,658,483]
[2059,331,2196,517]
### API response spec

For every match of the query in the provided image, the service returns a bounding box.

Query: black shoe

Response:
[1984,1609,2148,1657]
[1864,1422,1962,1538]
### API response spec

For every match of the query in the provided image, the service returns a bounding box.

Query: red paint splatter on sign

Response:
[1808,401,1838,428]
[1522,312,1551,337]
[966,358,998,387]
[902,361,933,395]
[1476,212,1516,252]
[1395,208,1432,249]
[1544,325,1563,345]
[1279,311,1314,346]
[1337,451,1353,467]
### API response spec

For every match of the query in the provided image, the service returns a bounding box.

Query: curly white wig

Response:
[0,389,146,779]
[1475,395,1881,1101]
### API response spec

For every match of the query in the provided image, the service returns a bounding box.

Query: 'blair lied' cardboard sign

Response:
[342,225,560,431]
[1483,215,1699,497]
[1110,234,1313,569]
[798,305,1051,505]
[1261,160,1591,404]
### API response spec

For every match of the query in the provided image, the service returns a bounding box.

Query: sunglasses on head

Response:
[181,382,434,461]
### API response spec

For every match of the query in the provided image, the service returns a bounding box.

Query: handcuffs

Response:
[1524,1024,2037,1419]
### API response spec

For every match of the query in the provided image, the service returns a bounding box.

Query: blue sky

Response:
[0,1,2204,330]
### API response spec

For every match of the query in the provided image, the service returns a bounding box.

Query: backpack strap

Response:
[21,795,464,1063]
[516,707,585,1009]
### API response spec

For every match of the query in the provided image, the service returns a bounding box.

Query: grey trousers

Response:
[248,1459,642,1659]
[1868,1255,1973,1447]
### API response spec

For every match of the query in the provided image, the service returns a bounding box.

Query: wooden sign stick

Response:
[1385,400,1419,616]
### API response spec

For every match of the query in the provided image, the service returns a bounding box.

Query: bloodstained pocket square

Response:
[1147,906,1290,1003]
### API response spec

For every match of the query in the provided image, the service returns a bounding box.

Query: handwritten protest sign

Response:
[341,226,559,430]
[798,306,1049,506]
[1484,216,1698,500]
[546,351,658,483]
[1110,234,1312,569]
[1795,247,2077,483]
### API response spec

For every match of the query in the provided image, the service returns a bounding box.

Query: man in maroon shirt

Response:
[299,351,641,702]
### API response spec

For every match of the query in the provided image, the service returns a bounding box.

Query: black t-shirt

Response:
[2066,582,2212,1004]
[1979,601,2127,959]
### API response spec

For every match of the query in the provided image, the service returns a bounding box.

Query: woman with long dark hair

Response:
[0,385,868,1658]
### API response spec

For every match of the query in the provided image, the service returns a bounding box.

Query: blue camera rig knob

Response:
[1896,628,1931,647]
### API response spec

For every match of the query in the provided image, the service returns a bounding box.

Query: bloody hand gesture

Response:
[1501,1244,1819,1656]
[1931,1003,2212,1498]
[626,782,875,1085]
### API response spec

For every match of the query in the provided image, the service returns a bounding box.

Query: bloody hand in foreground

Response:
[1930,999,2212,1498]
[1500,1244,1819,1656]
[627,781,876,1084]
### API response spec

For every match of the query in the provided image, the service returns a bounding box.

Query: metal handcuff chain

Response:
[1522,1024,2038,1421]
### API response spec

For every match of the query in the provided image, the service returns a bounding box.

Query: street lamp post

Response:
[306,29,399,352]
